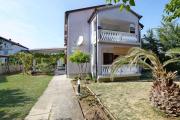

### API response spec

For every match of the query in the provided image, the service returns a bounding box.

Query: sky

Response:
[0,0,169,49]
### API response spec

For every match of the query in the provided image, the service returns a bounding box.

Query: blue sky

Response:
[0,0,168,49]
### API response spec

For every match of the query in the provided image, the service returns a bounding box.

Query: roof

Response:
[30,48,66,51]
[139,22,144,29]
[30,48,66,53]
[65,4,142,19]
[65,4,111,15]
[0,36,28,49]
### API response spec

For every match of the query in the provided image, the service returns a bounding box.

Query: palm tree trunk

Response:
[149,71,180,116]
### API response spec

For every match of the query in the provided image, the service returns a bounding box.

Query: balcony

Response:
[101,65,140,76]
[99,30,139,44]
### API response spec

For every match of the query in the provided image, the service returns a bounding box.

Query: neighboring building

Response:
[30,48,66,69]
[0,36,29,63]
[65,4,144,79]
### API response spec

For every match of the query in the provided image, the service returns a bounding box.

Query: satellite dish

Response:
[92,38,96,44]
[77,36,84,46]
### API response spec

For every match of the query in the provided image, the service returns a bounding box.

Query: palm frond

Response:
[110,47,161,80]
[163,58,180,67]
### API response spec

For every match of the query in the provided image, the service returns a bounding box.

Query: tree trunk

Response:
[149,72,180,117]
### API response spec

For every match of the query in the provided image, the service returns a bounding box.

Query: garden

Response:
[0,51,64,120]
[8,51,65,75]
[70,21,180,119]
[88,81,180,120]
[0,74,52,120]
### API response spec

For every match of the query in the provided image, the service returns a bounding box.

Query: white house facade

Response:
[65,4,144,80]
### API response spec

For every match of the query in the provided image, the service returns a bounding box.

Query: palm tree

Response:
[111,47,180,116]
[166,48,180,57]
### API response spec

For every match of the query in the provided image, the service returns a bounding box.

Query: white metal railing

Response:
[99,30,138,43]
[101,65,139,76]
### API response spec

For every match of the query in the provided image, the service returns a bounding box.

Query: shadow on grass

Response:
[0,89,32,107]
[0,75,7,83]
[0,89,32,120]
[0,110,20,120]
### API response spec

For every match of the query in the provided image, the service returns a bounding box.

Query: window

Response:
[103,53,119,65]
[130,24,135,33]
[4,50,8,55]
[103,53,114,65]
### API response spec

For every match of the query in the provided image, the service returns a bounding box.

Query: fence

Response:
[0,65,23,75]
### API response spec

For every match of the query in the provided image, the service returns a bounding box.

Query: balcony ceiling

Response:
[100,19,133,26]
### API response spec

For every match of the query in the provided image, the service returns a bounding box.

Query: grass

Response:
[0,73,53,120]
[89,81,180,120]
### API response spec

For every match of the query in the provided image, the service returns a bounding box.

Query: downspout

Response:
[95,10,98,80]
[64,12,68,75]
[138,20,142,48]
[138,20,141,74]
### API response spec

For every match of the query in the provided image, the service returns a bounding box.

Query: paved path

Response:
[25,75,84,120]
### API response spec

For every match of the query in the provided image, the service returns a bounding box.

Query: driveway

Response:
[25,75,84,120]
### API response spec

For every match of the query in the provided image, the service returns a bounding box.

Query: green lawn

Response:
[0,73,53,120]
[89,81,180,120]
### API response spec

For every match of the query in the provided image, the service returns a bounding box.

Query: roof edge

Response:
[0,36,29,49]
[65,4,112,15]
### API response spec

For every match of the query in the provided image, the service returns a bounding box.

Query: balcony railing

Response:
[99,30,138,43]
[101,65,139,76]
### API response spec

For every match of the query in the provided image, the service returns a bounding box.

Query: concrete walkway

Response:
[25,75,84,120]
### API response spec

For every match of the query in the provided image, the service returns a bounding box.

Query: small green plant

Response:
[85,74,92,81]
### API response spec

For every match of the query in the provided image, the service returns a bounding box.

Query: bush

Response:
[10,52,33,74]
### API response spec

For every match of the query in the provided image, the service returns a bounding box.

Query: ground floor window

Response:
[103,53,119,65]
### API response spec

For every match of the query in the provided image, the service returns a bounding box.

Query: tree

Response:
[142,29,163,57]
[142,29,165,62]
[105,0,179,22]
[69,50,90,79]
[166,48,180,57]
[164,0,180,22]
[165,48,180,74]
[158,22,180,51]
[11,52,33,74]
[106,0,135,10]
[157,22,180,74]
[111,47,180,116]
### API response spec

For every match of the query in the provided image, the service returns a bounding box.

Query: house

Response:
[30,48,66,70]
[64,4,144,80]
[0,36,29,63]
